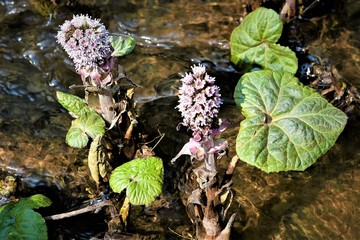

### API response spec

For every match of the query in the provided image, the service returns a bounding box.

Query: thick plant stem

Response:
[194,176,235,240]
[98,86,116,124]
[191,155,239,240]
[197,180,221,239]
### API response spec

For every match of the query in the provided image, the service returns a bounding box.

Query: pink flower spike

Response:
[56,14,111,72]
[175,64,222,140]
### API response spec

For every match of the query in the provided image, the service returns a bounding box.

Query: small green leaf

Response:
[109,157,164,206]
[110,35,136,57]
[15,194,52,210]
[66,113,105,148]
[0,194,51,240]
[230,7,298,74]
[234,70,347,172]
[56,91,95,117]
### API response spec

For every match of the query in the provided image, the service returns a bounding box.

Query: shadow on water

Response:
[0,0,359,239]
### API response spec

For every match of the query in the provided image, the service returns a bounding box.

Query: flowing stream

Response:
[0,0,359,239]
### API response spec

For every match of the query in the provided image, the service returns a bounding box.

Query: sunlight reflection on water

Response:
[0,0,359,239]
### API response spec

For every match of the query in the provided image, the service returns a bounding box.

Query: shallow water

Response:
[0,0,359,239]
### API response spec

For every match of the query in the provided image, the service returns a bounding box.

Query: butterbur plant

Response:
[172,65,227,167]
[172,64,237,240]
[170,7,348,240]
[52,14,164,236]
[230,7,348,173]
[57,14,137,125]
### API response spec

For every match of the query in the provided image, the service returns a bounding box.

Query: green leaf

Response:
[14,194,52,210]
[0,194,52,240]
[56,91,95,117]
[66,113,105,148]
[230,7,298,74]
[234,70,347,172]
[109,157,164,206]
[110,35,136,57]
[57,91,105,148]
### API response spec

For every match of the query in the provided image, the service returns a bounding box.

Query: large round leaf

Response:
[234,70,347,172]
[109,157,164,206]
[230,7,297,74]
[0,194,52,240]
[66,113,105,148]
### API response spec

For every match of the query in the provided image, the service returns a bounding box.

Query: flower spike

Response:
[56,14,111,73]
[176,64,222,142]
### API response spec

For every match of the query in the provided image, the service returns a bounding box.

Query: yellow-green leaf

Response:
[230,7,298,74]
[109,157,163,206]
[66,113,105,148]
[234,70,347,172]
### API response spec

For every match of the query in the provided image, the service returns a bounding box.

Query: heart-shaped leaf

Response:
[110,35,136,57]
[0,194,52,240]
[66,113,105,148]
[234,70,347,172]
[109,157,164,206]
[230,7,298,74]
[56,91,95,117]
